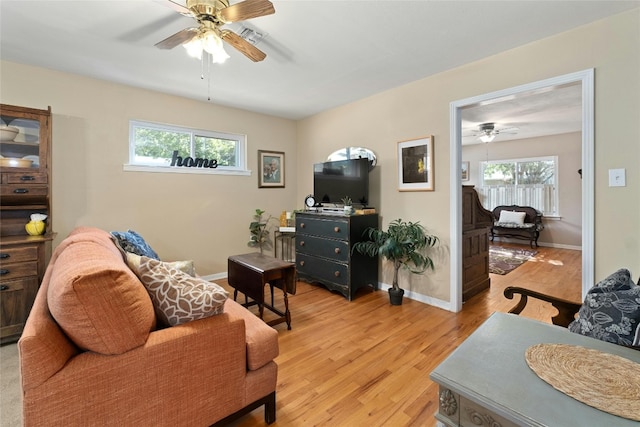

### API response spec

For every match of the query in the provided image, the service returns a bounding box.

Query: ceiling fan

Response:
[155,0,275,62]
[466,122,519,143]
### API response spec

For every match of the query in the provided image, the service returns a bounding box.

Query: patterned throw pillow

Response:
[568,268,640,348]
[132,256,228,326]
[110,230,160,260]
[125,252,195,277]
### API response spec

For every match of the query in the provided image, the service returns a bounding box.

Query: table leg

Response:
[282,287,291,330]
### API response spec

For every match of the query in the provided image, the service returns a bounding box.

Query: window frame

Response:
[479,155,559,216]
[124,120,249,176]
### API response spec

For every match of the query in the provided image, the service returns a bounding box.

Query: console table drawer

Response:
[4,173,48,184]
[0,245,38,265]
[296,234,349,262]
[296,253,348,287]
[296,216,348,239]
[0,261,38,280]
[0,185,49,204]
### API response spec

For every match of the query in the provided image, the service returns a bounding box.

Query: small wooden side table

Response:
[274,229,295,262]
[228,253,296,330]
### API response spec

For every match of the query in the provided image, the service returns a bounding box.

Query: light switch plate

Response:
[608,168,626,187]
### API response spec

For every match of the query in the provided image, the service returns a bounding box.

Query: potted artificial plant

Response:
[248,208,276,254]
[341,196,353,215]
[352,219,439,305]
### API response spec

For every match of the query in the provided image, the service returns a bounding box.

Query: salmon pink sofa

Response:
[18,227,279,426]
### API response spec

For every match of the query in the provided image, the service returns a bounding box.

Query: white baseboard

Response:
[492,237,581,251]
[536,242,582,251]
[201,273,227,282]
[377,282,451,311]
[204,274,452,310]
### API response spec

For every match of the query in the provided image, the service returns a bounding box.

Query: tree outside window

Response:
[129,120,245,171]
[479,156,557,215]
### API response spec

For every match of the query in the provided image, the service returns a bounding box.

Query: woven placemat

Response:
[525,343,640,421]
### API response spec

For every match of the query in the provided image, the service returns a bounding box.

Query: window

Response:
[477,156,558,216]
[125,120,248,175]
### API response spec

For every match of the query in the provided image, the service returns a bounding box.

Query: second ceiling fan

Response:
[156,0,275,62]
[468,122,519,143]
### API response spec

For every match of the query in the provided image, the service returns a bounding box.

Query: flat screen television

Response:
[313,158,369,206]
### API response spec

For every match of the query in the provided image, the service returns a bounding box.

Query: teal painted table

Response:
[430,312,640,426]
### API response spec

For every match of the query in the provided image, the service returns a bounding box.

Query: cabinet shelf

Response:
[1,140,39,147]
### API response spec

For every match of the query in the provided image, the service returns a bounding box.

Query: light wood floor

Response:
[220,244,582,427]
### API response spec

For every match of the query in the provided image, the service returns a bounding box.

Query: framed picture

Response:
[461,161,470,181]
[258,150,285,188]
[397,136,434,191]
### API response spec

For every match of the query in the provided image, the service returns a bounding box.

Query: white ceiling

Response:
[1,0,638,135]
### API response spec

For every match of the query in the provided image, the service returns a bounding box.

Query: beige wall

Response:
[297,9,639,302]
[1,9,638,304]
[0,62,298,276]
[462,132,582,248]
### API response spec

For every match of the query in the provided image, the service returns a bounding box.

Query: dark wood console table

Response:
[227,253,296,330]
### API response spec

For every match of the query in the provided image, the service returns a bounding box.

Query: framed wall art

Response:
[258,150,285,188]
[397,136,434,191]
[462,161,470,181]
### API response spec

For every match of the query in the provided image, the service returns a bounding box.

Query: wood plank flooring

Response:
[220,244,582,426]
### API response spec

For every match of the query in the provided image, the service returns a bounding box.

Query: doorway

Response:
[449,69,594,312]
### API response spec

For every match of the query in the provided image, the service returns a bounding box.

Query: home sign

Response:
[170,150,218,169]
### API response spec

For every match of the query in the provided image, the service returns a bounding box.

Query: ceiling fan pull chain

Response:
[207,54,212,101]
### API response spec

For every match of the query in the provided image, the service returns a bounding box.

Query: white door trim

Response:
[448,69,594,312]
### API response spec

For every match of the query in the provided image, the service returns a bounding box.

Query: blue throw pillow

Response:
[110,230,160,260]
[568,268,640,348]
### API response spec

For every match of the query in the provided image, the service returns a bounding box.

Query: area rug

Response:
[489,246,537,275]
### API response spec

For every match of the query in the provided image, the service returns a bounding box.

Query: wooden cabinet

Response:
[462,185,492,301]
[295,212,378,300]
[0,104,55,344]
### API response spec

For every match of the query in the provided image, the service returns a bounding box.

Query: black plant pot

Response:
[388,287,405,305]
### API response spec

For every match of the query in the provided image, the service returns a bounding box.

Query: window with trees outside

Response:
[476,156,558,216]
[125,120,248,175]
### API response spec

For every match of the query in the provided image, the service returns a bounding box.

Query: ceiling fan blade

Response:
[155,28,199,49]
[154,0,193,17]
[497,126,520,134]
[221,30,266,62]
[219,0,275,23]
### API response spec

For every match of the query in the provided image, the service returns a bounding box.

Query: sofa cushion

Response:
[132,257,229,327]
[110,229,160,259]
[568,268,640,348]
[47,236,156,355]
[224,299,279,370]
[125,252,195,277]
[498,210,526,225]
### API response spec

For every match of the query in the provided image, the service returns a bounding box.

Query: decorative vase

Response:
[343,206,353,215]
[388,287,404,305]
[25,220,46,236]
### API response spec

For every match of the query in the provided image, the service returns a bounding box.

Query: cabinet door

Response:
[0,108,49,175]
[0,276,38,339]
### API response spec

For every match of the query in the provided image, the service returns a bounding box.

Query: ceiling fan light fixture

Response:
[183,37,204,59]
[479,134,496,143]
[202,30,230,63]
